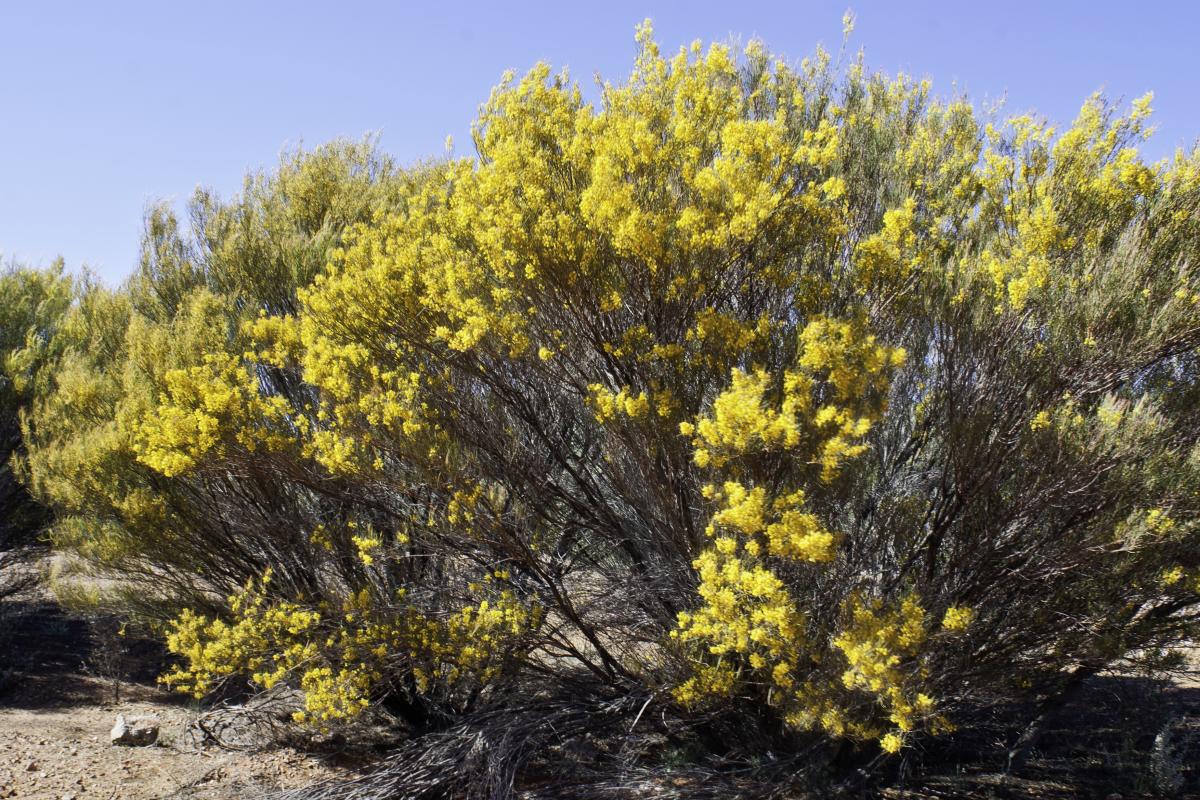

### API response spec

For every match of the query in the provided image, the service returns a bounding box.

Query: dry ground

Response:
[0,594,355,800]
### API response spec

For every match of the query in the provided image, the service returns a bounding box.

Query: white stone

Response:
[109,715,159,746]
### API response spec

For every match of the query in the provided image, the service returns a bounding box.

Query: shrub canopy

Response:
[15,25,1200,758]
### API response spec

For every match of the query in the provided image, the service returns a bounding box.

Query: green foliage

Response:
[20,138,427,612]
[0,262,73,592]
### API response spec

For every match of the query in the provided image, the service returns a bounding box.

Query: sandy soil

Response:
[0,597,352,800]
[0,696,336,799]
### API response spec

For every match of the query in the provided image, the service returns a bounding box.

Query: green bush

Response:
[0,262,72,597]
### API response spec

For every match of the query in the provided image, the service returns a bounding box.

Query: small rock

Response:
[110,714,160,746]
[24,760,37,772]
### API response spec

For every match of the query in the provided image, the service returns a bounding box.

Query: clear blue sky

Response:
[2,0,1196,285]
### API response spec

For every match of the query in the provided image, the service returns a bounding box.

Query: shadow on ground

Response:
[0,597,176,712]
[878,672,1200,799]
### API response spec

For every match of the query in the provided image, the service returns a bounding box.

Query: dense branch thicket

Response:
[9,24,1200,787]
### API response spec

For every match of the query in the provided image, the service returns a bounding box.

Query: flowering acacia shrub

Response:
[16,23,1200,763]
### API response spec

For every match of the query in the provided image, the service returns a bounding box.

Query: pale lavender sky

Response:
[1,0,1195,284]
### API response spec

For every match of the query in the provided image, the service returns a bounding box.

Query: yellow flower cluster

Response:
[163,571,539,725]
[1144,508,1176,535]
[411,592,542,693]
[163,571,321,701]
[1158,566,1200,593]
[854,199,919,289]
[672,546,806,703]
[704,483,836,563]
[830,595,945,747]
[101,291,297,480]
[673,312,913,749]
[351,531,382,565]
[685,316,904,481]
[688,369,806,468]
[941,605,975,632]
[135,350,292,477]
[588,383,651,422]
[966,93,1162,313]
